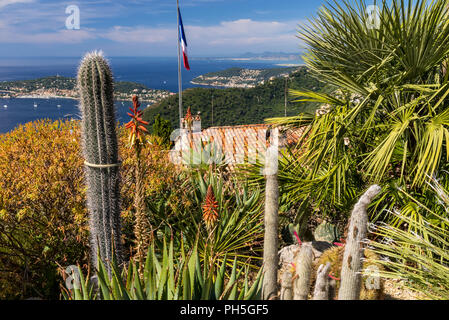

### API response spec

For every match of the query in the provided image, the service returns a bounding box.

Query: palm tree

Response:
[265,0,449,228]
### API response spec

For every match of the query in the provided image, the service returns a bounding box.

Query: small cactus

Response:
[280,269,293,300]
[313,262,331,300]
[293,243,313,300]
[313,245,384,299]
[78,51,123,271]
[338,185,381,300]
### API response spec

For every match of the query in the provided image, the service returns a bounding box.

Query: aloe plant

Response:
[146,169,264,270]
[61,237,263,300]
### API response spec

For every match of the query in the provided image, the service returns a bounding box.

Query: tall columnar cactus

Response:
[338,185,381,300]
[293,243,313,300]
[78,51,123,271]
[261,129,279,300]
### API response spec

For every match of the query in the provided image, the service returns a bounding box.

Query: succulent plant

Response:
[77,51,123,271]
[313,221,340,243]
[313,262,331,300]
[282,185,383,300]
[293,243,313,300]
[62,237,263,300]
[313,246,384,300]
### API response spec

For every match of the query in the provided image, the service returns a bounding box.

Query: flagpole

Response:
[177,0,183,130]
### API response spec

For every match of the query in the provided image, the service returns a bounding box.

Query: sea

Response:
[0,56,302,134]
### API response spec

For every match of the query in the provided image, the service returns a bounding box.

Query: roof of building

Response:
[172,123,305,169]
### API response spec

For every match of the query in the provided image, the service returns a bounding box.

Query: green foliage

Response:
[143,67,324,129]
[152,114,173,147]
[62,237,263,300]
[368,177,449,300]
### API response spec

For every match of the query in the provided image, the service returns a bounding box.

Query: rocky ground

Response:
[383,279,424,300]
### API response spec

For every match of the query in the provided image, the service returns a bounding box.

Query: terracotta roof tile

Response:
[172,124,305,169]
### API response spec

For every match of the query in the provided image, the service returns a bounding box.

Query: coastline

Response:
[11,95,156,103]
[189,80,255,88]
[15,95,78,100]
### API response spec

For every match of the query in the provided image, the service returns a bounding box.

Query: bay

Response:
[0,56,302,133]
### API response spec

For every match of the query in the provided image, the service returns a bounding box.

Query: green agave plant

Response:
[61,237,263,300]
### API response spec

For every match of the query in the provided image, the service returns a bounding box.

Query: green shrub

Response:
[0,120,89,299]
[0,119,184,299]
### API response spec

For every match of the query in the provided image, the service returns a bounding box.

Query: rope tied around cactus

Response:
[84,161,121,168]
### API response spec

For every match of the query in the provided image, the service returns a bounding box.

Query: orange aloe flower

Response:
[125,95,149,146]
[184,107,193,130]
[202,185,219,229]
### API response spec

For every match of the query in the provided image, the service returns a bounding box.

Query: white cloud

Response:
[103,19,303,54]
[0,0,34,9]
[103,26,176,43]
[0,28,96,43]
[187,19,298,45]
[0,11,305,55]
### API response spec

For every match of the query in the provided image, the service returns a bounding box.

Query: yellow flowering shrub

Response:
[0,119,183,299]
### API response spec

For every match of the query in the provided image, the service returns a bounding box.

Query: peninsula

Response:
[191,67,299,88]
[0,76,174,103]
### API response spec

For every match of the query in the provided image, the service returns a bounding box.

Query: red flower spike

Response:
[185,107,192,121]
[184,107,193,130]
[202,185,219,228]
[126,95,149,146]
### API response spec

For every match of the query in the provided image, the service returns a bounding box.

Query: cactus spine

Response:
[293,243,313,300]
[338,185,381,300]
[78,51,123,271]
[262,128,279,300]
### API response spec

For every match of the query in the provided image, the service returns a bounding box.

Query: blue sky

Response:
[0,0,327,57]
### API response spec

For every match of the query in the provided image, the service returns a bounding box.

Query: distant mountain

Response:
[239,52,303,59]
[142,66,324,130]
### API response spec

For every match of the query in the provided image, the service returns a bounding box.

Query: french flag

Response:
[178,8,190,70]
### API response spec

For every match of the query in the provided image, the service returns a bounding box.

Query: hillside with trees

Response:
[143,67,324,129]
